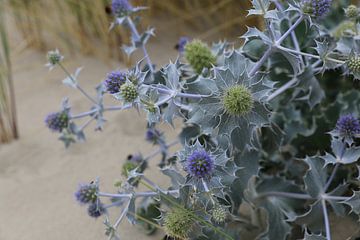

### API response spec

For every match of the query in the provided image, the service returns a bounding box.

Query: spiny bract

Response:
[164,208,194,239]
[223,85,254,116]
[184,39,216,74]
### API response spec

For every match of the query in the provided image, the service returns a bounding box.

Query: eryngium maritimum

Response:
[164,208,194,239]
[185,39,216,74]
[104,71,126,94]
[45,111,69,132]
[186,150,214,178]
[111,0,132,16]
[87,202,106,218]
[75,183,98,204]
[336,114,360,139]
[302,0,332,18]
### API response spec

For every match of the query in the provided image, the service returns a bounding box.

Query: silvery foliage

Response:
[46,0,360,239]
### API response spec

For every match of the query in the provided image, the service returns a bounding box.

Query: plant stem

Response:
[257,191,314,200]
[145,140,179,160]
[113,199,131,229]
[275,15,305,46]
[276,46,345,64]
[267,77,298,101]
[321,199,332,240]
[98,190,179,199]
[58,63,98,105]
[126,17,154,73]
[324,163,340,193]
[249,47,273,76]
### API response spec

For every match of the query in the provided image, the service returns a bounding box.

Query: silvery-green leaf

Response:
[275,48,302,74]
[295,201,324,233]
[62,67,82,88]
[321,139,360,165]
[248,0,270,16]
[343,191,360,217]
[242,27,273,45]
[304,156,327,198]
[224,50,254,79]
[161,167,185,189]
[122,44,137,56]
[136,27,155,47]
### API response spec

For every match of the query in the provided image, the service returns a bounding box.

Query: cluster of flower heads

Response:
[74,182,106,218]
[111,0,132,17]
[301,0,332,18]
[44,111,69,132]
[335,114,360,140]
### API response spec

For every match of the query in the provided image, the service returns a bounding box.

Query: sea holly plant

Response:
[45,0,360,239]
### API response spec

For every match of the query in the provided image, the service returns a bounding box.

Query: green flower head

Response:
[223,85,254,116]
[120,82,138,102]
[185,39,216,74]
[164,208,194,239]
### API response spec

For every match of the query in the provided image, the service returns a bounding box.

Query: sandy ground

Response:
[1,12,360,240]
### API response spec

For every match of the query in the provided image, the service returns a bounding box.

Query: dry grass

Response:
[0,0,18,143]
[7,0,261,60]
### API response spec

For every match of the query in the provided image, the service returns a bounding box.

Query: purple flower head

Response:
[45,111,69,132]
[145,128,162,143]
[104,71,126,94]
[176,37,189,53]
[335,114,360,138]
[111,0,132,16]
[186,150,214,178]
[87,202,106,218]
[75,183,98,204]
[302,0,332,18]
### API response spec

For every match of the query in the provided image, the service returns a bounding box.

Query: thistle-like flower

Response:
[164,208,194,239]
[346,56,360,76]
[184,39,216,74]
[104,71,126,94]
[212,205,227,223]
[334,114,360,140]
[120,82,138,102]
[188,52,272,148]
[345,5,359,19]
[87,202,106,218]
[75,183,98,204]
[46,49,63,69]
[111,0,132,17]
[301,0,332,18]
[45,111,69,132]
[186,149,214,179]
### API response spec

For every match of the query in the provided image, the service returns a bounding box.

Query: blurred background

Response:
[0,1,358,240]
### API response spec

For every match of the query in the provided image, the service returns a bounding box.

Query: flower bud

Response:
[87,202,106,218]
[345,5,359,19]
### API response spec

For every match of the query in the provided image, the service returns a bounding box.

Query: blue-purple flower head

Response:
[104,70,126,94]
[335,114,360,138]
[301,0,332,18]
[45,111,69,132]
[87,202,106,218]
[145,128,162,144]
[186,149,214,178]
[176,37,189,53]
[75,183,98,204]
[111,0,132,17]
